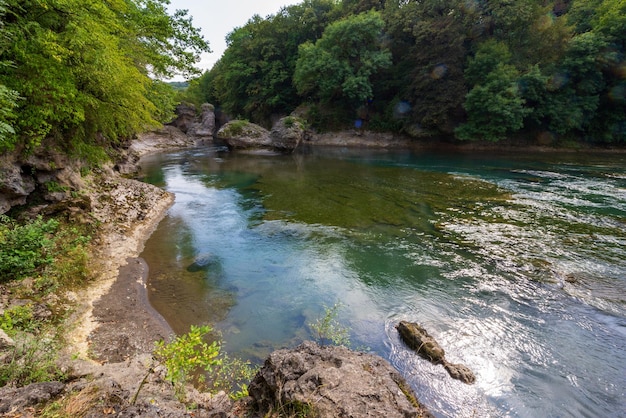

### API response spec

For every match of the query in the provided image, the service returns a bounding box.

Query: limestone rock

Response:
[248,340,432,418]
[0,156,36,214]
[217,120,272,150]
[190,103,216,139]
[269,116,306,152]
[169,102,197,133]
[0,381,65,414]
[397,321,475,385]
[0,328,14,350]
[396,321,445,364]
[444,362,476,384]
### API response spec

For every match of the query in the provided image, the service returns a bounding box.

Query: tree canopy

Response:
[0,0,209,157]
[184,0,625,143]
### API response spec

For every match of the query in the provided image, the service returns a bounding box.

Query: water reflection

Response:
[139,147,626,418]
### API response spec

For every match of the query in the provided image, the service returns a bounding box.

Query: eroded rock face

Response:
[168,102,197,133]
[168,102,216,140]
[249,341,432,418]
[397,321,476,384]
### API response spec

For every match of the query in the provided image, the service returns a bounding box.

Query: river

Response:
[138,145,625,418]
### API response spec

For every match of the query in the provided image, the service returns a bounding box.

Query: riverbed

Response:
[138,146,625,418]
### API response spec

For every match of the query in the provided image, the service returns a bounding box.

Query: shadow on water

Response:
[139,146,626,418]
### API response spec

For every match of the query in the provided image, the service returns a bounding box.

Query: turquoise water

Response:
[139,146,626,418]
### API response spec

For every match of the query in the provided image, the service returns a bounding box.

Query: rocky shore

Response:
[0,124,434,417]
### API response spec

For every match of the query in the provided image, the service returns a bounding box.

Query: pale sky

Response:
[168,0,301,80]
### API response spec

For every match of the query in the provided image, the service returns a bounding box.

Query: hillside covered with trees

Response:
[0,0,209,162]
[183,0,626,144]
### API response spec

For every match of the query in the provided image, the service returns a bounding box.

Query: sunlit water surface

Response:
[139,146,626,418]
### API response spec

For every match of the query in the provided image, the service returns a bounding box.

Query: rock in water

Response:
[248,340,432,417]
[396,321,445,364]
[396,321,476,384]
[186,253,220,272]
[444,362,476,384]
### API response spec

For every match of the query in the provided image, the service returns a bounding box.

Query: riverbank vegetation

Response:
[0,214,92,387]
[0,0,209,162]
[183,0,625,144]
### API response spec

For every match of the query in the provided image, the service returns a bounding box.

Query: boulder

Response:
[248,340,432,418]
[396,321,445,364]
[0,381,65,414]
[270,116,306,152]
[168,102,197,133]
[0,328,14,350]
[397,321,475,384]
[190,103,216,139]
[217,120,272,150]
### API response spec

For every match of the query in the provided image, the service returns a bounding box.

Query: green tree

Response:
[204,0,339,124]
[456,41,529,141]
[0,0,209,155]
[0,1,19,146]
[294,10,392,108]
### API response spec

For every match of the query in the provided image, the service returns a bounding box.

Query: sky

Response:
[167,0,301,80]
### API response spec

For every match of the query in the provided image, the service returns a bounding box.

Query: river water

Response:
[138,146,625,418]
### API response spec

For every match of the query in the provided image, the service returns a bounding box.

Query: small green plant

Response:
[153,325,222,401]
[0,304,38,336]
[0,335,65,387]
[309,303,350,347]
[0,215,59,282]
[44,181,68,193]
[225,119,249,136]
[265,400,315,418]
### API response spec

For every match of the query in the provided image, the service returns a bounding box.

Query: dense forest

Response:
[183,0,626,144]
[1,0,625,157]
[0,0,208,161]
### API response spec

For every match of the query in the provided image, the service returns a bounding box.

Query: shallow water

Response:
[139,146,626,418]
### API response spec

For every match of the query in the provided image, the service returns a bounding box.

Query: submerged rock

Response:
[396,321,446,364]
[249,340,432,417]
[397,321,475,384]
[187,253,221,272]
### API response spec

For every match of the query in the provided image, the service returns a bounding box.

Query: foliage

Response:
[0,0,209,156]
[294,10,392,108]
[0,334,66,387]
[0,304,38,336]
[192,0,624,143]
[154,324,222,400]
[309,303,350,347]
[200,0,338,125]
[0,215,59,282]
[456,41,530,141]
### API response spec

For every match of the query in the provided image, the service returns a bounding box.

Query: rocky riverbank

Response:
[1,125,433,417]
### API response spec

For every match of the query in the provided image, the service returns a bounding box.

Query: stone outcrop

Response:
[0,149,88,215]
[269,116,307,151]
[168,102,197,134]
[168,102,216,141]
[248,341,432,417]
[0,382,65,415]
[218,117,306,153]
[218,120,272,150]
[189,103,216,139]
[397,321,475,384]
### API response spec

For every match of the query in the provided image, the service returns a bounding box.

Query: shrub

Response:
[0,215,59,282]
[0,335,65,387]
[309,303,350,347]
[153,325,222,400]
